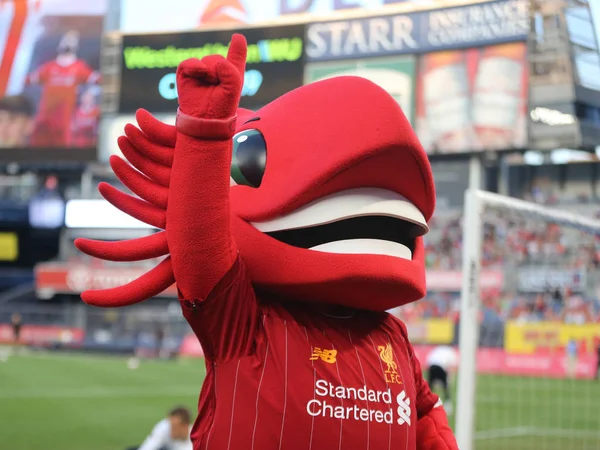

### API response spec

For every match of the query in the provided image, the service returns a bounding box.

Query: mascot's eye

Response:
[230,129,267,188]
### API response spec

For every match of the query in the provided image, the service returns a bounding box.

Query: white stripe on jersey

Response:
[205,363,216,450]
[226,359,241,450]
[277,321,288,449]
[349,330,370,450]
[304,326,316,450]
[251,340,269,450]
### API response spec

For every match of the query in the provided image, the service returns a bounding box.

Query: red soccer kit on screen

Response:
[28,60,95,147]
[71,105,100,147]
[182,257,439,450]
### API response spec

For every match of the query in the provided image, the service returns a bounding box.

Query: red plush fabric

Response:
[74,32,456,449]
[417,406,459,450]
[166,35,246,300]
[229,75,435,309]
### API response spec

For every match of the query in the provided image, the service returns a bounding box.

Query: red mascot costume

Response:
[76,35,458,450]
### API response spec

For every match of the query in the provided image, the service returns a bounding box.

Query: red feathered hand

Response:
[417,405,459,450]
[76,35,247,307]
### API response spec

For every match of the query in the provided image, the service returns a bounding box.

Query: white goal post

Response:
[455,189,600,450]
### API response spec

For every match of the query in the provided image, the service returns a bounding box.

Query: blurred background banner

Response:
[0,322,84,345]
[415,42,528,153]
[300,0,530,154]
[505,322,600,354]
[304,0,529,61]
[0,0,107,160]
[35,261,178,298]
[387,317,455,344]
[516,266,587,293]
[413,345,599,379]
[118,25,305,113]
[119,0,495,33]
[426,269,504,291]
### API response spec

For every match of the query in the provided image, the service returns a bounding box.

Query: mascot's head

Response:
[230,76,435,311]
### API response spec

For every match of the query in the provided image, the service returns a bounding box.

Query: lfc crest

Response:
[378,343,402,384]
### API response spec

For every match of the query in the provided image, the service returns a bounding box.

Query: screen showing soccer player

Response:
[27,30,100,147]
[0,1,105,150]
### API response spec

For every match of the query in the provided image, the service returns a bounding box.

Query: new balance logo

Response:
[396,390,411,426]
[310,348,337,364]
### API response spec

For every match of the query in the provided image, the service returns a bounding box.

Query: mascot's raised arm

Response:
[76,34,458,450]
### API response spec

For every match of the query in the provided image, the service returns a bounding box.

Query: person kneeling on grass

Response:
[127,406,192,450]
[426,345,458,415]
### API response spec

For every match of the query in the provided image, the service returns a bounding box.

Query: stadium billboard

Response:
[35,261,178,298]
[504,322,600,356]
[0,0,106,162]
[304,0,530,154]
[119,0,493,33]
[415,43,528,154]
[0,324,84,346]
[413,345,599,379]
[516,266,587,293]
[118,25,306,114]
[304,0,529,61]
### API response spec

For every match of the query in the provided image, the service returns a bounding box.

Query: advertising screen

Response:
[119,0,493,33]
[415,42,528,154]
[118,25,305,114]
[300,0,529,154]
[304,0,529,61]
[0,0,106,161]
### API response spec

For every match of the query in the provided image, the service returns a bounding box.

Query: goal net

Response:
[455,190,600,450]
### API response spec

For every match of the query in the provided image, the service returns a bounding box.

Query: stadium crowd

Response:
[420,179,600,326]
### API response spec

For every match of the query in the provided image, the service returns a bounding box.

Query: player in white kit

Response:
[127,407,192,450]
[426,346,459,415]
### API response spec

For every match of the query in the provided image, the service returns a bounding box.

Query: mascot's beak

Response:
[252,188,428,235]
[250,188,427,261]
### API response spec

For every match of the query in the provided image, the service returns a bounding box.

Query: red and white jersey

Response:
[182,257,439,450]
[426,346,458,372]
[71,105,100,147]
[0,1,106,97]
[29,59,95,120]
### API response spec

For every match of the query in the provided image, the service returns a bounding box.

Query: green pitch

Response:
[0,351,599,450]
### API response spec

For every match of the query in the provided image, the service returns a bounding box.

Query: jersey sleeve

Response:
[78,61,94,83]
[395,318,439,419]
[179,255,260,363]
[27,62,51,84]
[138,420,169,450]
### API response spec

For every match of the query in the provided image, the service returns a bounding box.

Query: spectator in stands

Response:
[155,325,165,359]
[11,312,22,345]
[127,406,192,450]
[549,287,564,314]
[595,338,600,381]
[566,338,578,379]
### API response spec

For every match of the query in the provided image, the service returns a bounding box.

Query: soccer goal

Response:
[455,189,600,450]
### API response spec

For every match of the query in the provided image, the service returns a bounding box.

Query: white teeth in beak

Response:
[251,188,428,236]
[310,239,412,260]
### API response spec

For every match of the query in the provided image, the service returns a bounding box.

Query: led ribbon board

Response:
[118,25,305,113]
